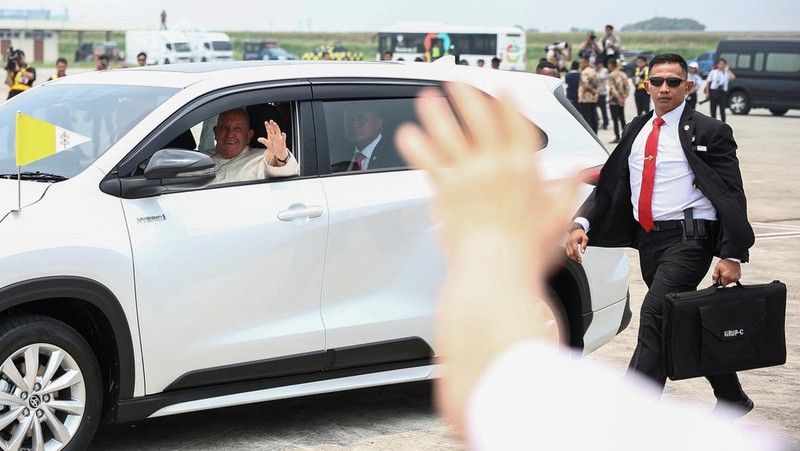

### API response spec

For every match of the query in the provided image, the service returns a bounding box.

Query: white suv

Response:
[0,61,630,450]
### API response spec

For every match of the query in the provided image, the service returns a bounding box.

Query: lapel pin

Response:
[692,135,696,142]
[684,125,690,131]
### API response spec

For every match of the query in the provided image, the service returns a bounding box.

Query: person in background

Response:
[320,51,332,61]
[5,49,36,99]
[567,54,755,418]
[48,57,68,81]
[394,81,778,451]
[686,61,704,109]
[137,52,148,67]
[381,51,393,61]
[564,60,580,108]
[577,32,602,65]
[491,57,501,69]
[577,57,599,133]
[595,60,610,130]
[607,59,629,144]
[535,60,559,78]
[96,54,110,71]
[705,58,736,123]
[633,55,650,115]
[600,24,621,64]
[476,58,485,68]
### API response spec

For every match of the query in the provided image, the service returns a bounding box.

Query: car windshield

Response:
[0,84,179,178]
[212,41,232,51]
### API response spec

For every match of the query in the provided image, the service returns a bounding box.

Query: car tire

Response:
[546,287,570,346]
[728,91,751,115]
[769,108,789,116]
[0,315,102,451]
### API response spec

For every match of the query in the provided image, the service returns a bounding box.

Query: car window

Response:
[0,84,178,178]
[322,98,418,174]
[125,100,299,186]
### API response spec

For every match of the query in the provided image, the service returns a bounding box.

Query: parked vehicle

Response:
[74,41,119,63]
[243,40,274,60]
[188,31,233,62]
[686,50,715,78]
[125,30,193,66]
[715,39,800,116]
[0,61,630,449]
[258,46,297,60]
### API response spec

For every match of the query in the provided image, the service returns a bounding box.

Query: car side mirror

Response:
[111,148,216,199]
[144,148,215,180]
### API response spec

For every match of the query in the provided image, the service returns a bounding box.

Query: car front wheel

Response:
[0,315,101,451]
[728,91,751,115]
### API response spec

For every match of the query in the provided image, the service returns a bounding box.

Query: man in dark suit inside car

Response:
[565,54,756,416]
[334,102,404,172]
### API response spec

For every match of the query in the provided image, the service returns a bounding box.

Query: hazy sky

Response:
[20,0,800,33]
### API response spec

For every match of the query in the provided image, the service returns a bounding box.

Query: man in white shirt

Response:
[208,108,299,185]
[567,54,755,414]
[704,58,736,123]
[686,61,704,109]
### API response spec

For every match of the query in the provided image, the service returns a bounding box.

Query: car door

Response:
[116,85,330,394]
[311,82,445,365]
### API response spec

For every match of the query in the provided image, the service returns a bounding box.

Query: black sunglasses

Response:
[648,77,685,88]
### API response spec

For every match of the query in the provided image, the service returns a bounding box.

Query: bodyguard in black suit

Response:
[566,54,755,415]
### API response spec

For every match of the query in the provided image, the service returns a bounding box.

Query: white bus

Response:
[377,22,527,70]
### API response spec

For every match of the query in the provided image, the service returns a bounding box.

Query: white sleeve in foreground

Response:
[466,342,778,451]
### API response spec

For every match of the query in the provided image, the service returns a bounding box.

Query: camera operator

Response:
[577,32,602,65]
[5,49,36,100]
[545,42,570,73]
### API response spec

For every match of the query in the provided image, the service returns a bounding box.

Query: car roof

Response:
[46,60,560,93]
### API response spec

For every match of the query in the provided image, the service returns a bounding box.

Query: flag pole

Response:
[17,165,21,212]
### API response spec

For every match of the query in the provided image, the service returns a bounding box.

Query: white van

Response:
[125,30,194,66]
[189,32,233,62]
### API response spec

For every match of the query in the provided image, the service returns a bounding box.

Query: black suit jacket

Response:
[331,135,405,172]
[577,106,754,262]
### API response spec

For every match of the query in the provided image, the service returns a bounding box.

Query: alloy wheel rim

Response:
[0,343,86,451]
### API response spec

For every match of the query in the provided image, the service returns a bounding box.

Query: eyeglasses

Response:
[648,77,685,88]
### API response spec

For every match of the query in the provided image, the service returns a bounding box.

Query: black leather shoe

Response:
[713,396,754,419]
[609,138,620,144]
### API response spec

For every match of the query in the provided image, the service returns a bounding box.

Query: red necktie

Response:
[352,151,367,171]
[638,116,665,232]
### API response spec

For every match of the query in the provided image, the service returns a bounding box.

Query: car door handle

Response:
[277,205,324,222]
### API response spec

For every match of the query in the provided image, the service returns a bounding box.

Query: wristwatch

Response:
[568,222,585,233]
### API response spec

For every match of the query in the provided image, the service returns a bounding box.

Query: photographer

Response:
[545,42,570,73]
[5,49,36,100]
[577,32,602,65]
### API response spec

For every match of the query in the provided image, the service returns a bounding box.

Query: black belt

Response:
[651,219,716,232]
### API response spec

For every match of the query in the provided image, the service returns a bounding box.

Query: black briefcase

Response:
[663,281,787,381]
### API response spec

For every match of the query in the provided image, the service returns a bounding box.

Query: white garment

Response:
[467,341,780,451]
[708,69,730,91]
[628,102,716,222]
[348,133,382,171]
[687,71,704,94]
[209,145,299,185]
[596,67,609,96]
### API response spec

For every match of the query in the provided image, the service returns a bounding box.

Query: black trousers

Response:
[635,89,650,116]
[610,104,626,139]
[597,94,609,128]
[627,227,747,402]
[578,102,598,133]
[709,89,728,123]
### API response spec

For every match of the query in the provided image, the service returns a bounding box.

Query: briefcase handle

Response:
[710,280,782,290]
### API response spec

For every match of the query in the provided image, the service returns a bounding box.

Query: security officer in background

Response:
[5,49,36,100]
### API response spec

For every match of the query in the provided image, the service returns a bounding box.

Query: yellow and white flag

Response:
[15,112,91,167]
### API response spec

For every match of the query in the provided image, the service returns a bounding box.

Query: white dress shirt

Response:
[209,145,299,185]
[348,133,382,171]
[628,102,716,222]
[708,69,730,91]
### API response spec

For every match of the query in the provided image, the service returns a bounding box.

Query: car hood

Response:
[0,180,50,222]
